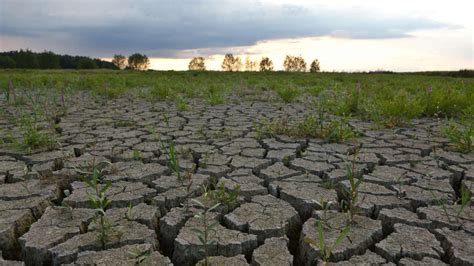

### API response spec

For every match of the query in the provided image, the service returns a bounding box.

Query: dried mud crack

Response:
[1,98,473,265]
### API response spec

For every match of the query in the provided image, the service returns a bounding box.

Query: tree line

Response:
[187,54,320,72]
[1,49,320,72]
[0,49,117,69]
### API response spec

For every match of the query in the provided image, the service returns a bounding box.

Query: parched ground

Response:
[1,96,473,265]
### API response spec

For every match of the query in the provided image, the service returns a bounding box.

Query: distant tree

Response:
[283,55,306,72]
[244,56,258,71]
[221,53,242,72]
[188,57,206,71]
[128,53,150,70]
[112,54,127,70]
[14,49,39,69]
[38,51,60,69]
[78,57,97,69]
[310,59,321,73]
[259,57,274,72]
[0,55,16,68]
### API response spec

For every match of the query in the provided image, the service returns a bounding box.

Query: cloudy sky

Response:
[1,0,472,71]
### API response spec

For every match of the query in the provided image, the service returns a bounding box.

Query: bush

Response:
[368,90,425,127]
[78,58,97,69]
[276,85,300,103]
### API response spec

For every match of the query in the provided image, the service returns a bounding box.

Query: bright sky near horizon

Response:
[1,0,473,71]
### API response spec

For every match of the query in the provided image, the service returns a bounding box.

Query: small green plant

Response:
[162,114,170,126]
[262,114,357,143]
[127,245,150,265]
[176,95,189,111]
[205,85,225,105]
[132,150,142,161]
[393,171,407,198]
[321,180,335,190]
[125,202,136,221]
[339,144,364,223]
[199,154,209,169]
[313,198,335,225]
[212,128,231,139]
[182,166,195,212]
[19,165,32,193]
[455,185,471,222]
[305,219,350,263]
[16,115,55,152]
[368,91,425,128]
[162,140,182,183]
[191,190,221,266]
[276,86,300,103]
[196,125,208,140]
[326,115,357,143]
[209,182,240,209]
[113,119,135,128]
[430,191,453,223]
[80,162,114,249]
[443,106,473,153]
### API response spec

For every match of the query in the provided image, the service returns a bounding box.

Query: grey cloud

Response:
[0,0,450,57]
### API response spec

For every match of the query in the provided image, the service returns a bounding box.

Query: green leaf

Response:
[197,235,205,245]
[328,225,350,255]
[191,199,205,208]
[190,228,204,235]
[100,181,112,194]
[317,220,325,251]
[208,221,220,230]
[208,203,221,212]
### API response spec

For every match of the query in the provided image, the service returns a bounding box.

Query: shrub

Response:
[276,86,300,103]
[368,90,425,127]
[443,106,473,153]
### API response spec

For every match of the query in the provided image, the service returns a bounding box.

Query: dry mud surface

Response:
[1,98,473,265]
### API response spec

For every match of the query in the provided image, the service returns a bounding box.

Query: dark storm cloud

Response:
[0,0,450,57]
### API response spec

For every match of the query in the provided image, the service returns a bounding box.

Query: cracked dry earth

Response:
[1,97,473,265]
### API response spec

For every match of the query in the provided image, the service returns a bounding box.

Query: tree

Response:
[38,51,60,69]
[0,55,16,68]
[78,58,97,69]
[310,59,321,73]
[259,57,274,72]
[283,55,306,72]
[188,57,206,71]
[244,56,258,71]
[128,53,150,71]
[112,54,127,70]
[221,53,242,72]
[15,49,39,69]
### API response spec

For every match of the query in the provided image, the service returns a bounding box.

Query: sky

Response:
[0,0,473,71]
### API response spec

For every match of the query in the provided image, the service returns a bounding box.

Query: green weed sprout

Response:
[209,182,240,209]
[456,185,471,222]
[312,198,335,226]
[191,192,221,266]
[162,140,182,183]
[305,220,350,263]
[125,202,136,221]
[443,106,473,153]
[340,144,364,223]
[127,245,150,265]
[393,171,407,198]
[176,95,189,111]
[132,150,142,161]
[276,86,300,103]
[81,165,114,249]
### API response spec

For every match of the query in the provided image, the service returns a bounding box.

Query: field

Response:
[0,69,473,265]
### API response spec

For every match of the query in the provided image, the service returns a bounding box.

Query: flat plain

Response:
[0,70,473,265]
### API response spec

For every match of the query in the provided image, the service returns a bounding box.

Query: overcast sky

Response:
[1,0,472,71]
